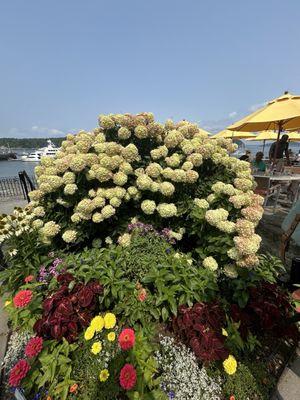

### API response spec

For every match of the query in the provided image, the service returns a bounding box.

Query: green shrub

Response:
[223,361,275,400]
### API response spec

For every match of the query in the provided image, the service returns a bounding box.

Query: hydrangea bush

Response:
[1,113,298,400]
[6,112,265,277]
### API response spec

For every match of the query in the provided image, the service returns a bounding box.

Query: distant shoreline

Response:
[0,137,65,149]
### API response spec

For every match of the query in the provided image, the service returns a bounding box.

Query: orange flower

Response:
[230,396,235,400]
[69,383,78,393]
[46,397,52,400]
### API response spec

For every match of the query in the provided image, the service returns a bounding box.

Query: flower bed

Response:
[0,113,299,400]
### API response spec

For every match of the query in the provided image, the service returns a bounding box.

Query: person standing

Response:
[269,134,290,172]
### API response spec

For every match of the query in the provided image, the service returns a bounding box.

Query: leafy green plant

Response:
[142,255,218,321]
[223,318,261,356]
[5,283,44,330]
[255,253,285,282]
[23,338,78,400]
[126,328,167,400]
[223,361,275,400]
[120,231,171,281]
[0,251,51,296]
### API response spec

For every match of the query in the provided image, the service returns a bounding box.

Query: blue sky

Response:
[1,0,300,138]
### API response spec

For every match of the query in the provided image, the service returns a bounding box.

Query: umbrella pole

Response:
[272,121,283,168]
[263,140,266,153]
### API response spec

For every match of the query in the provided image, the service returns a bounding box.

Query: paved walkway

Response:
[0,198,27,214]
[272,347,300,399]
[0,298,8,372]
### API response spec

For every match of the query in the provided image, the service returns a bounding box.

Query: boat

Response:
[21,140,59,162]
[0,145,17,161]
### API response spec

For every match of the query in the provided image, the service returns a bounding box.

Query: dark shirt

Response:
[269,141,289,158]
[239,154,249,161]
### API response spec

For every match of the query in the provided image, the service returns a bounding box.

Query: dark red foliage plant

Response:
[34,273,103,343]
[172,301,229,363]
[231,282,299,342]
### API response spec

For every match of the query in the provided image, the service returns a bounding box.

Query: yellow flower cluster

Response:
[84,312,117,365]
[223,355,237,375]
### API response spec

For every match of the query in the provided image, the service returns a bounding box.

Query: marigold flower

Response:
[223,355,237,375]
[104,312,116,329]
[91,341,102,354]
[107,332,116,342]
[84,326,95,341]
[8,359,30,387]
[25,337,43,358]
[118,328,135,350]
[13,290,33,308]
[99,369,110,382]
[90,315,104,332]
[119,364,137,390]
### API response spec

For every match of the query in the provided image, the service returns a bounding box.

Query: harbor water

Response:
[0,160,37,178]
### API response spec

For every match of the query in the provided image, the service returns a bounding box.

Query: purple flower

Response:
[53,258,63,267]
[168,391,175,399]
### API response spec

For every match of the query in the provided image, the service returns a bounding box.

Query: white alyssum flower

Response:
[155,335,222,400]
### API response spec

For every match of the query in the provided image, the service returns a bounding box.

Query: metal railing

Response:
[0,172,36,200]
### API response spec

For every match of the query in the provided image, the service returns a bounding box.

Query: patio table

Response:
[253,174,300,204]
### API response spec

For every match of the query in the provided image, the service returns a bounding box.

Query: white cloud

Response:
[31,125,65,136]
[249,102,267,112]
[228,111,237,118]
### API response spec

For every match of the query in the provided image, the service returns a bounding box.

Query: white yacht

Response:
[21,140,59,162]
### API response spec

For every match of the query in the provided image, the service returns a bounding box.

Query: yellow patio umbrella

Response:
[246,130,300,152]
[198,127,212,136]
[227,91,300,162]
[228,92,300,132]
[286,131,300,142]
[211,129,256,139]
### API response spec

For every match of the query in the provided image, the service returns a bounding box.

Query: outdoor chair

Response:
[254,176,281,213]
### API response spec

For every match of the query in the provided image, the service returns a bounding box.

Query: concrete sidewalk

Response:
[0,298,8,371]
[0,198,27,214]
[272,346,300,399]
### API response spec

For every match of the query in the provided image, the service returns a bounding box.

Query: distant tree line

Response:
[0,137,65,148]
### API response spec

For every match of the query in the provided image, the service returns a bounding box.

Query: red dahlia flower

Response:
[8,359,30,387]
[118,328,135,350]
[119,364,137,390]
[25,337,43,358]
[24,275,34,283]
[13,290,33,308]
